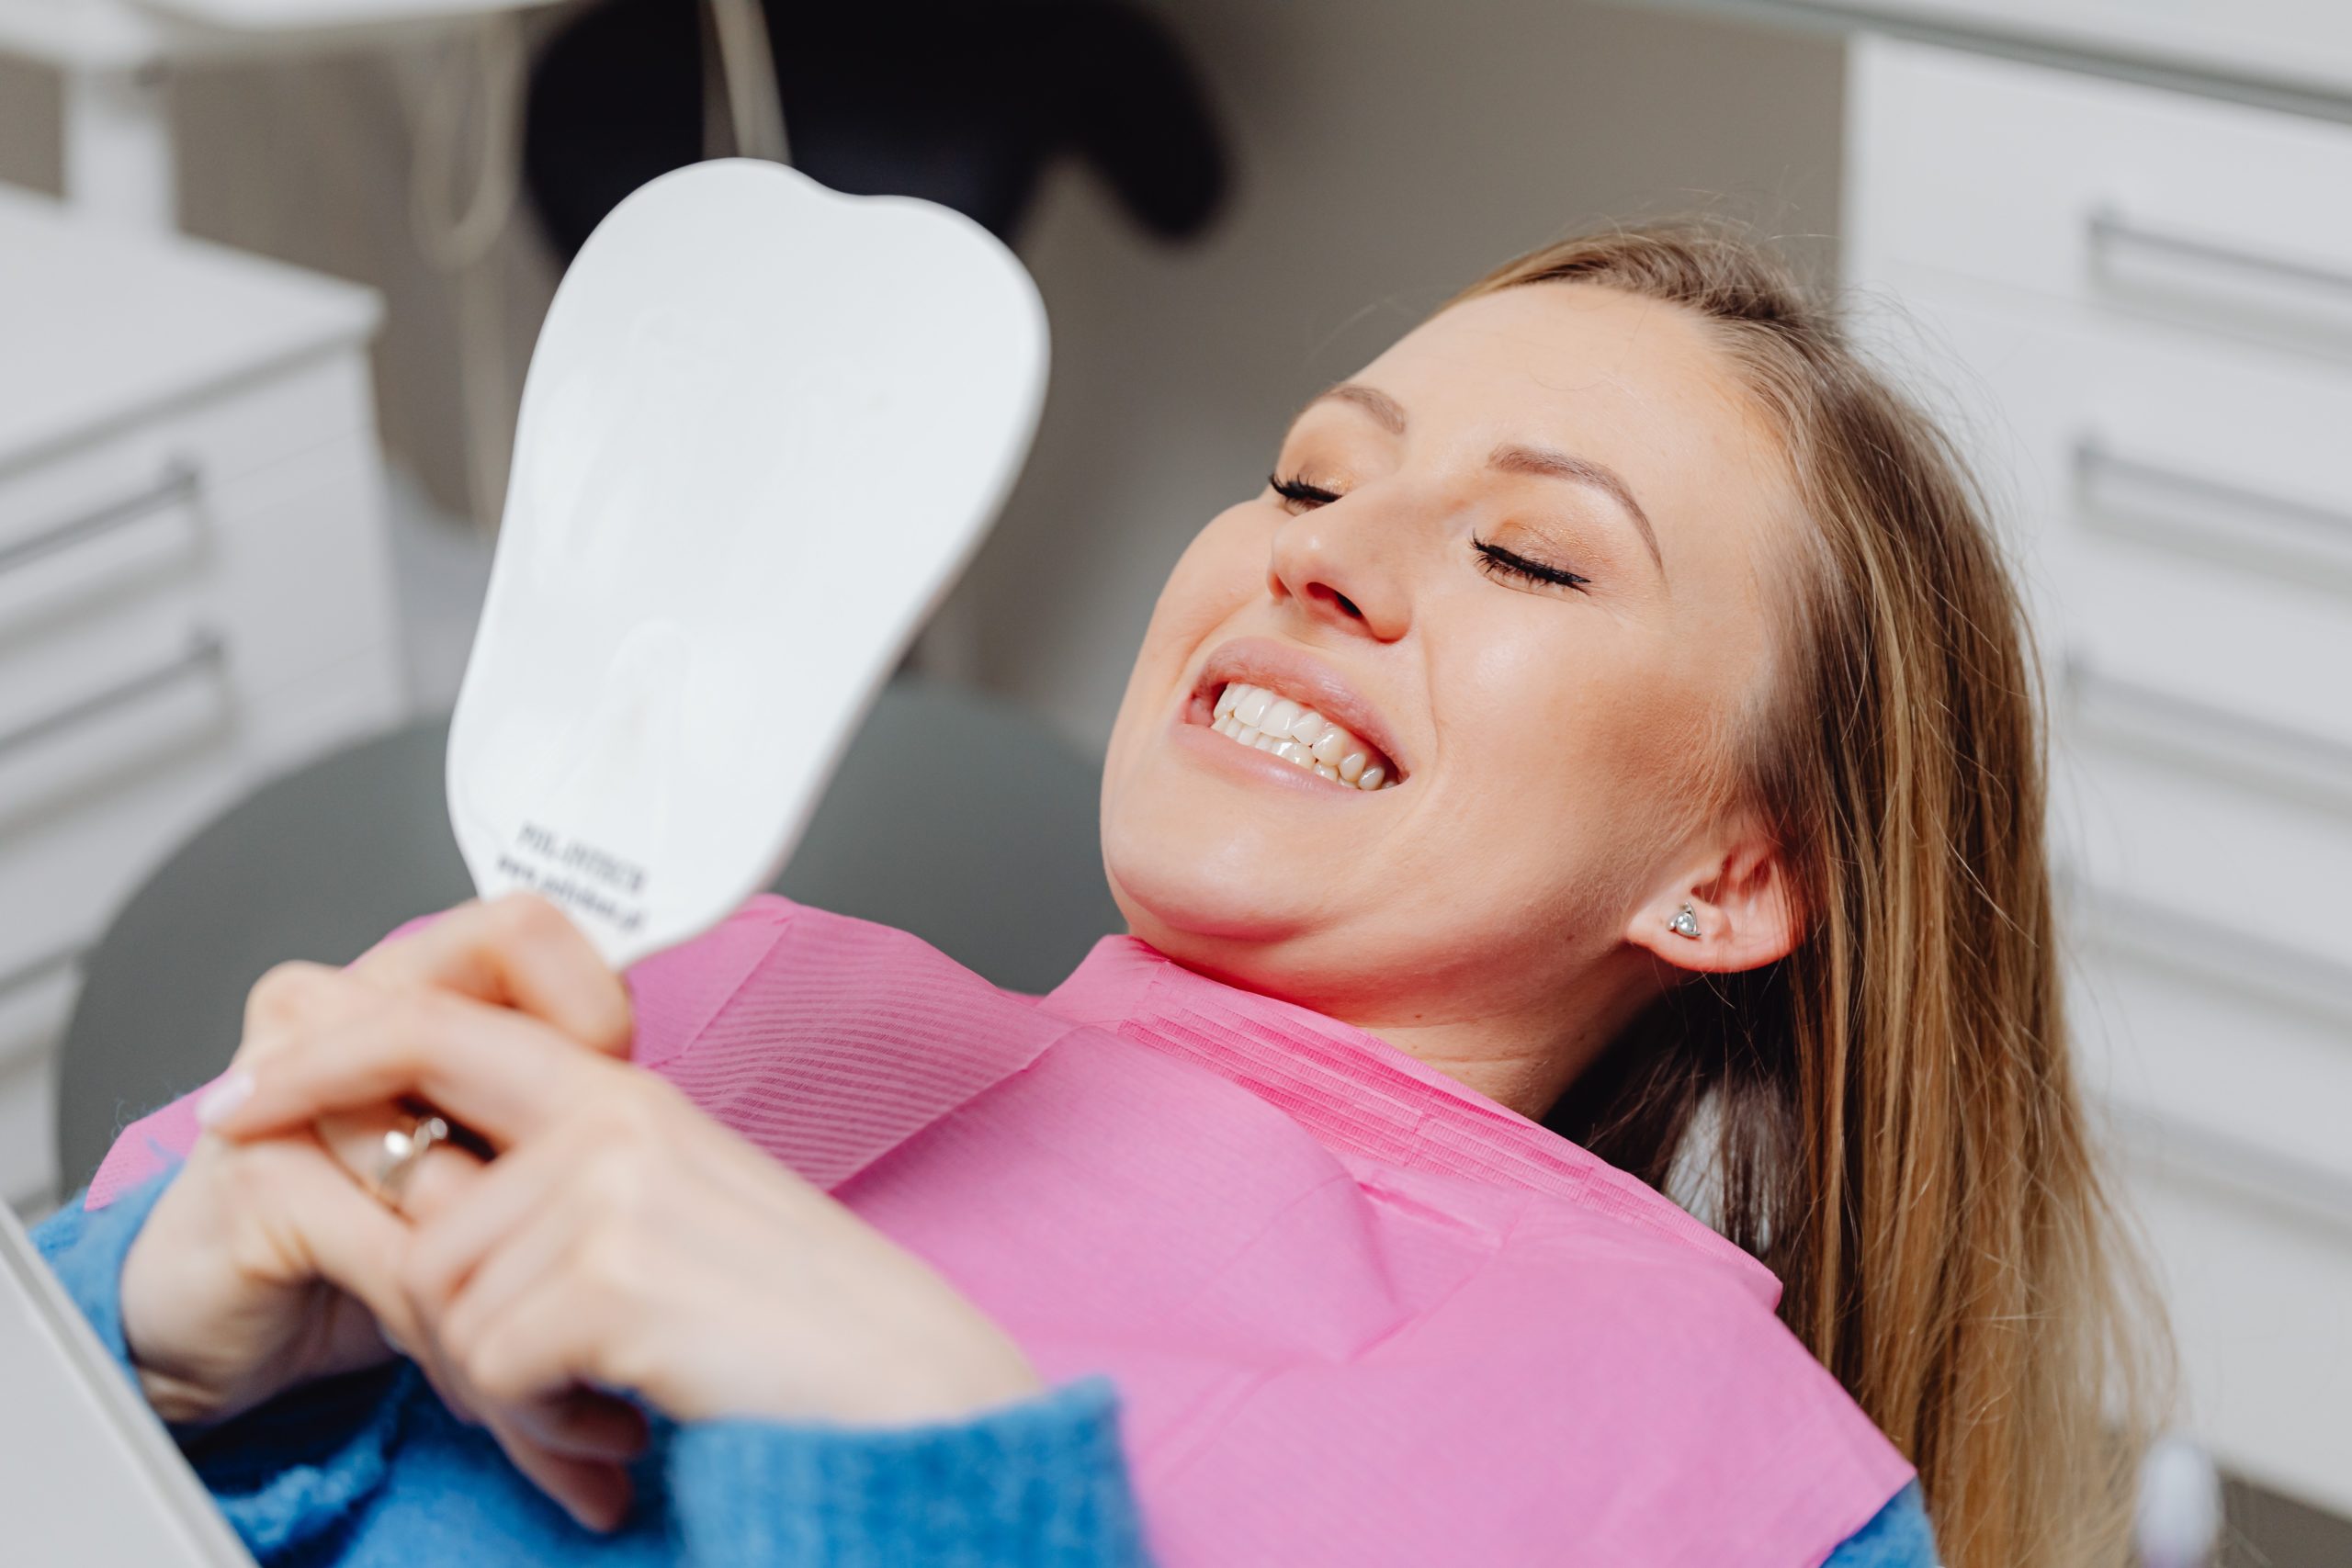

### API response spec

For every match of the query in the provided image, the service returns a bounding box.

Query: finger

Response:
[203,987,616,1148]
[403,1125,594,1322]
[242,961,345,1036]
[432,1163,602,1372]
[235,962,381,1069]
[450,1270,632,1425]
[481,1405,634,1533]
[312,1105,491,1226]
[254,1135,437,1359]
[250,1133,488,1425]
[394,1330,484,1430]
[444,1280,639,1532]
[351,892,634,1059]
[501,1388,649,1465]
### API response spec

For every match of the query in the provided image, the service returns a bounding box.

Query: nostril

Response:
[1308,584,1363,621]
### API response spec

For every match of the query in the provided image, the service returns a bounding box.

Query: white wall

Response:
[948,0,1845,756]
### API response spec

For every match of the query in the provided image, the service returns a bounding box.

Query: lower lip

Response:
[1166,706,1386,797]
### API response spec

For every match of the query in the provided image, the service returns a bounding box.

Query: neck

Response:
[1333,963,1658,1123]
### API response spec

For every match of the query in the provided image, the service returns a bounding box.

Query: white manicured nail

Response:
[196,1068,254,1127]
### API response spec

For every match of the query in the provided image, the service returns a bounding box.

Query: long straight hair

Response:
[1454,225,2169,1568]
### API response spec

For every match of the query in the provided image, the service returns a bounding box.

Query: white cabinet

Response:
[0,189,405,1213]
[1846,36,2352,1515]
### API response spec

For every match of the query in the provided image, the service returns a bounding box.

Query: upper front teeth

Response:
[1208,682,1396,790]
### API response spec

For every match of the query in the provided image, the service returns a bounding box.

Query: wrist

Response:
[700,1319,1045,1427]
[866,1331,1046,1426]
[119,1233,209,1421]
[119,1258,247,1426]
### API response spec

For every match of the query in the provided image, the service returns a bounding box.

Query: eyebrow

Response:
[1487,444,1663,574]
[1310,380,1408,434]
[1306,380,1665,577]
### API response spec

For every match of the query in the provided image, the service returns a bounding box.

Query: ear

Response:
[1624,828,1802,976]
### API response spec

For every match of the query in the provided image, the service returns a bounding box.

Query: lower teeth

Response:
[1208,700,1396,790]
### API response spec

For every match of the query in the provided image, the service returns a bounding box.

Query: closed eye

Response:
[1473,537,1589,593]
[1270,473,1340,511]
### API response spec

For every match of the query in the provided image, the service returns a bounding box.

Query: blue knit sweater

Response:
[35,1169,1934,1566]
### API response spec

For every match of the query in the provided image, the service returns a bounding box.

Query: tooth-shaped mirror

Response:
[447,160,1048,968]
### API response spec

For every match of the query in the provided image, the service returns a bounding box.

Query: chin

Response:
[1103,839,1303,949]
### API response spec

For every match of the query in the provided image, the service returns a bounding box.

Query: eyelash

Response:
[1266,471,1591,594]
[1269,473,1340,509]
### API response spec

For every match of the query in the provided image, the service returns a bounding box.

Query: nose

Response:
[1266,497,1411,642]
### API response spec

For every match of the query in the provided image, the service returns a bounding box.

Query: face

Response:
[1099,283,1803,1061]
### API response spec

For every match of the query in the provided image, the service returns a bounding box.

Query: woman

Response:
[39,222,2161,1567]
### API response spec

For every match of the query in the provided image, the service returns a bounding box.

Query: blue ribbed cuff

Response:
[31,1168,180,1385]
[32,1166,415,1563]
[667,1375,1150,1568]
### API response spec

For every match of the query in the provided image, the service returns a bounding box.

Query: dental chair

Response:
[53,675,1123,1197]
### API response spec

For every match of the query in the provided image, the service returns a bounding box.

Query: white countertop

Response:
[1652,0,2352,108]
[0,186,379,469]
[0,0,560,71]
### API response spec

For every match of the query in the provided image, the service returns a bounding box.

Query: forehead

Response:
[1340,282,1794,587]
[1358,285,1764,462]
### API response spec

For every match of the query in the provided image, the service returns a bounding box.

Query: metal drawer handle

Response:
[2073,878,2352,1028]
[2064,654,2352,817]
[2087,205,2352,309]
[2074,435,2352,547]
[0,941,85,1007]
[0,458,204,578]
[2104,1099,2352,1244]
[0,627,227,764]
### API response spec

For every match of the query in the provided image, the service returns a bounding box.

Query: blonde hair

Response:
[1453,224,2170,1567]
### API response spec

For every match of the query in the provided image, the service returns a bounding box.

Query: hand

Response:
[118,896,641,1510]
[198,902,1046,1451]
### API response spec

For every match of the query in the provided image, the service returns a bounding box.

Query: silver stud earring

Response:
[1668,903,1701,940]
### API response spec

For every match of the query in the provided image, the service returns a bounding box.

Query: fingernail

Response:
[196,1068,254,1127]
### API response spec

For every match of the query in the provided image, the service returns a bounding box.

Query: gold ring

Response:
[370,1112,451,1208]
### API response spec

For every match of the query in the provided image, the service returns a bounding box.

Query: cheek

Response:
[1104,507,1264,773]
[1414,617,1709,905]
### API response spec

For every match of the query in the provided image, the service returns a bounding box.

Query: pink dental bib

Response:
[91,895,1913,1566]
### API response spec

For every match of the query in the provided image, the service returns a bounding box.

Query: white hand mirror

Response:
[446,159,1048,968]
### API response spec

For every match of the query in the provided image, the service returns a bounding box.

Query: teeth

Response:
[1203,682,1399,789]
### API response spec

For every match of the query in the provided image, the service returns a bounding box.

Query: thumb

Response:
[261,1138,479,1420]
[265,1136,431,1352]
[268,1139,631,1528]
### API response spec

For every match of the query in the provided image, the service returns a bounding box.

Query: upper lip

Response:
[1190,637,1410,779]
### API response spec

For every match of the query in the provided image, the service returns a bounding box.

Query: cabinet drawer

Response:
[2123,1152,2352,1515]
[2072,879,2352,1191]
[0,378,391,683]
[0,355,376,636]
[0,351,374,534]
[0,435,396,814]
[2057,718,2352,974]
[0,640,402,1003]
[1876,286,2352,754]
[1848,37,2352,358]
